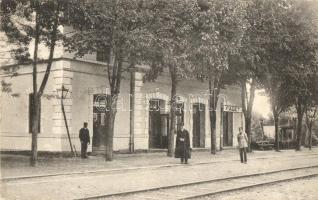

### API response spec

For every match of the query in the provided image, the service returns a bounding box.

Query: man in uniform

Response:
[79,122,90,158]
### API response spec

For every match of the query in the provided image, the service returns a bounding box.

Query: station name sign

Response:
[223,104,242,112]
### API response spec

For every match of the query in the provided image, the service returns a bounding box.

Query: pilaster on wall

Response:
[52,60,73,139]
[133,71,146,143]
[132,69,172,149]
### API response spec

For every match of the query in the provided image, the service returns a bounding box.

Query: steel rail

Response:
[182,173,318,200]
[76,165,318,200]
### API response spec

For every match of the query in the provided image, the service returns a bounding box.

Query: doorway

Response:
[223,111,233,146]
[193,103,205,148]
[92,94,109,152]
[149,99,169,149]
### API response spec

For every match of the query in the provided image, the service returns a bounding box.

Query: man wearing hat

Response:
[175,124,191,164]
[79,122,90,158]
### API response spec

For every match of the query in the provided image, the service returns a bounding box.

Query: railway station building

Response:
[0,51,244,154]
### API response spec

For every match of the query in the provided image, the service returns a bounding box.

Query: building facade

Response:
[0,57,244,153]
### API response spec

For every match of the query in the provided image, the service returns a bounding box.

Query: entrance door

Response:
[160,114,169,148]
[149,99,168,149]
[223,112,233,146]
[193,103,205,148]
[92,94,109,152]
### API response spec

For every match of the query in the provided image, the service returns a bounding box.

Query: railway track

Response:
[78,165,318,200]
[2,153,318,182]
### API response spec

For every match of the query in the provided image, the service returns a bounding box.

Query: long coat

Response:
[237,132,248,148]
[175,129,191,159]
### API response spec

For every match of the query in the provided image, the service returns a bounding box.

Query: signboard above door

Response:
[223,104,242,112]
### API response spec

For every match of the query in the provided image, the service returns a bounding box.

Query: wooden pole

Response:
[61,86,75,157]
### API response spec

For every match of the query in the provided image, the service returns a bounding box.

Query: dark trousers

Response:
[181,148,188,163]
[239,148,247,163]
[181,157,188,163]
[81,142,88,158]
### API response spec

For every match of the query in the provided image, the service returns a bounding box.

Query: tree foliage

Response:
[268,0,318,150]
[142,0,197,156]
[66,0,156,160]
[189,0,247,153]
[1,0,76,166]
[2,0,318,159]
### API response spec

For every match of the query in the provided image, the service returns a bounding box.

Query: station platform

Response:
[1,147,318,180]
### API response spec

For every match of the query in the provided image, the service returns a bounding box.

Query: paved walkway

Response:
[1,148,318,200]
[1,148,318,179]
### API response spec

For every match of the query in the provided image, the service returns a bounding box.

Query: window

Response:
[29,93,41,133]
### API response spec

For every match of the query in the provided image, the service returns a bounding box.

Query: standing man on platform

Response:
[237,127,248,164]
[79,122,90,158]
[175,124,191,164]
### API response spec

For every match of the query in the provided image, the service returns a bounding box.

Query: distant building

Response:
[263,121,297,149]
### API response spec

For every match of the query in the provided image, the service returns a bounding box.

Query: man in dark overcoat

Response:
[175,124,190,164]
[79,122,90,158]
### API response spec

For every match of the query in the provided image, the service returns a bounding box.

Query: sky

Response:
[253,89,272,118]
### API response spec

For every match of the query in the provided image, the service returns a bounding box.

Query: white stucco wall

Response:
[0,62,61,151]
[0,58,243,152]
[139,73,243,151]
[70,60,131,151]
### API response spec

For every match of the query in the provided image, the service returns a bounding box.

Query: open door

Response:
[160,114,169,149]
[223,112,233,147]
[149,99,168,149]
[193,103,205,148]
[92,94,109,152]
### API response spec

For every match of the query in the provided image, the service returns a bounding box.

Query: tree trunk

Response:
[129,68,135,153]
[209,79,218,154]
[168,65,177,157]
[296,114,303,151]
[37,7,59,96]
[30,12,40,167]
[245,115,252,152]
[209,109,217,154]
[208,64,221,155]
[105,55,123,161]
[241,79,256,153]
[30,96,40,166]
[273,112,280,151]
[105,94,117,161]
[295,97,304,151]
[30,6,59,166]
[309,125,312,150]
[305,120,313,150]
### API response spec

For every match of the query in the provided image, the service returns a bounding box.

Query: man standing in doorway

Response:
[79,122,90,158]
[237,127,248,164]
